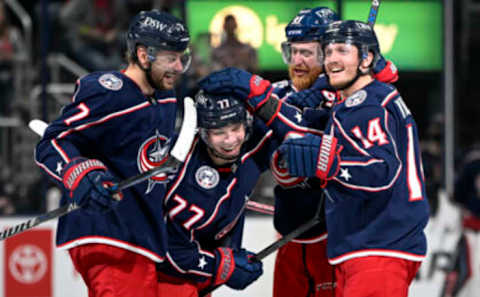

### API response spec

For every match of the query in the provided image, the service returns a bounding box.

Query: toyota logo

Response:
[8,244,48,284]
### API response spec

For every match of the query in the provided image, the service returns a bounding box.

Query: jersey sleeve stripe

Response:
[241,130,273,163]
[57,101,152,138]
[196,179,237,230]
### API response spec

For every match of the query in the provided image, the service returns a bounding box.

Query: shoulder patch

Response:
[345,90,367,107]
[98,73,123,91]
[195,165,219,189]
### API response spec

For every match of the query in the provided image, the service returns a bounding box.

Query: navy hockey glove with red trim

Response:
[285,74,336,109]
[62,157,122,213]
[198,67,273,111]
[277,134,342,187]
[213,247,263,290]
[373,55,399,83]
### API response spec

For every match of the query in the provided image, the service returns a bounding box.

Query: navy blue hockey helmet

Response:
[282,7,339,65]
[285,7,339,42]
[196,90,249,130]
[321,20,381,68]
[195,90,252,147]
[126,10,191,67]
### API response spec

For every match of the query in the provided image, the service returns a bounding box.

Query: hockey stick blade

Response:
[28,119,49,137]
[199,193,325,297]
[2,98,197,241]
[367,0,381,28]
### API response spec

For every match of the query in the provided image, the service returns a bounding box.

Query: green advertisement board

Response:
[344,0,443,71]
[186,0,442,71]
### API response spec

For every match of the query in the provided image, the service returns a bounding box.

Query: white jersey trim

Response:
[292,232,328,244]
[58,236,165,263]
[328,249,426,265]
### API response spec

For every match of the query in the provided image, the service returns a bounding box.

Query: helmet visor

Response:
[281,41,323,66]
[148,46,192,73]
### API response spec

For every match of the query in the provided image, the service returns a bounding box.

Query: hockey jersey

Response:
[158,119,278,282]
[270,80,328,243]
[35,71,178,262]
[323,80,429,264]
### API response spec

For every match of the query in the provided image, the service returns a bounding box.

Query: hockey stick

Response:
[245,200,274,215]
[29,120,276,216]
[199,192,325,297]
[0,97,198,241]
[367,0,381,28]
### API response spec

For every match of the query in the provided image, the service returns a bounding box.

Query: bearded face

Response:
[289,64,323,91]
[287,42,324,90]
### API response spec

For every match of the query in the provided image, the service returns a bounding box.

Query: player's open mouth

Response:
[293,68,309,76]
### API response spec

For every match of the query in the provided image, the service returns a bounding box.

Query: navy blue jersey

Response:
[158,119,278,282]
[323,80,429,264]
[270,80,327,243]
[35,71,178,262]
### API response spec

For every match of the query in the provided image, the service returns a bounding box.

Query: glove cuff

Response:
[213,247,236,286]
[62,158,106,191]
[315,135,340,183]
[374,60,398,84]
[247,75,273,111]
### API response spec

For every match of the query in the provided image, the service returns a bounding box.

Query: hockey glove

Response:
[277,133,342,187]
[198,67,273,111]
[270,146,306,189]
[213,247,263,290]
[62,157,122,213]
[373,55,399,84]
[285,74,336,109]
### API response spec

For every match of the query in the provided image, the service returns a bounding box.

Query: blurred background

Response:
[0,0,472,296]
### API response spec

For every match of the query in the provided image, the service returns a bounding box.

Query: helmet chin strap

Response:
[338,56,370,92]
[136,56,163,91]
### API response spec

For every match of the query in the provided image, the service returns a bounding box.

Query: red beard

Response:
[288,65,323,91]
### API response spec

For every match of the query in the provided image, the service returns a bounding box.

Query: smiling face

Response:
[206,122,247,165]
[288,42,323,90]
[323,42,373,96]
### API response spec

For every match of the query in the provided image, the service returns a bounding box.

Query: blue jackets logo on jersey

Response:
[98,73,123,91]
[137,130,171,193]
[195,165,219,189]
[345,90,367,107]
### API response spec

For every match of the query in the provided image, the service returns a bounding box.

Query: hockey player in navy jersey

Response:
[155,91,279,296]
[258,6,398,297]
[35,10,191,296]
[442,147,480,297]
[276,20,430,297]
[269,7,340,297]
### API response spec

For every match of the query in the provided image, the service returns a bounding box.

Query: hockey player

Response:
[276,20,429,297]
[270,7,340,297]
[156,91,277,296]
[35,10,191,296]
[273,7,399,297]
[198,19,428,297]
[442,147,480,297]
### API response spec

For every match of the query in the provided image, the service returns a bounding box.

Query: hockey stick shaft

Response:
[1,98,197,241]
[29,120,275,216]
[199,193,325,296]
[367,0,381,27]
[245,200,274,215]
